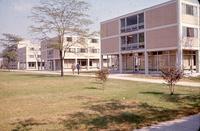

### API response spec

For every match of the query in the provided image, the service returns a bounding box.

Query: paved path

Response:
[109,74,200,88]
[5,70,200,87]
[135,114,200,131]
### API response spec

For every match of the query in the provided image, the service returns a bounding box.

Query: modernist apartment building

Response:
[101,0,200,74]
[17,40,44,70]
[41,36,101,71]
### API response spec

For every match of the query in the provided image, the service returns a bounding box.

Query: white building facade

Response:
[41,36,101,71]
[17,40,44,70]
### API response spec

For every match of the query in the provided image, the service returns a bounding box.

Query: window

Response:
[89,61,92,66]
[183,26,198,38]
[183,4,197,16]
[29,55,34,58]
[66,48,76,53]
[126,15,137,26]
[91,49,98,53]
[139,33,144,43]
[30,47,34,51]
[28,62,35,67]
[66,37,72,42]
[121,36,126,45]
[138,13,144,23]
[47,50,53,55]
[77,48,87,53]
[127,34,137,44]
[91,39,98,43]
[37,55,41,58]
[121,18,126,28]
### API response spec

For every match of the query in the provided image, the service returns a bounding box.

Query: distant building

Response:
[101,0,200,74]
[17,40,44,70]
[41,36,101,71]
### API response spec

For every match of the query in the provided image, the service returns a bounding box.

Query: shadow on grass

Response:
[11,118,48,131]
[140,91,200,105]
[84,86,100,90]
[10,73,77,79]
[62,94,200,130]
[10,93,200,130]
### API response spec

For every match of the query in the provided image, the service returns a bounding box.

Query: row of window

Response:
[121,33,145,51]
[67,48,100,53]
[121,13,144,33]
[47,48,100,55]
[29,55,41,58]
[29,47,41,51]
[121,33,144,45]
[66,37,99,43]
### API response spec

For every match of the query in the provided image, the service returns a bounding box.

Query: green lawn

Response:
[0,71,199,131]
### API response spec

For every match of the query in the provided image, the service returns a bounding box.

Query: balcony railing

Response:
[121,42,145,51]
[181,37,199,49]
[121,23,144,33]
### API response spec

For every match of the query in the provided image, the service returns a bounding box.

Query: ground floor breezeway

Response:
[45,58,100,71]
[102,49,200,74]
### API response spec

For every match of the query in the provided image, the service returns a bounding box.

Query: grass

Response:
[0,71,199,131]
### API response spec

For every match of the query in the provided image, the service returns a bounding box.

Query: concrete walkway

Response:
[109,74,200,88]
[4,70,200,87]
[135,114,200,131]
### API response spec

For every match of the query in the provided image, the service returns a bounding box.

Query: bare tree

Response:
[29,0,93,76]
[32,47,41,70]
[0,33,23,70]
[160,66,184,95]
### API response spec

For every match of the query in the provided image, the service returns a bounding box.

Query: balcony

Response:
[121,23,144,33]
[182,37,199,49]
[121,42,145,51]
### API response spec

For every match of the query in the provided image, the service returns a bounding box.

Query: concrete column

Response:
[17,62,20,70]
[109,55,112,67]
[87,58,90,70]
[119,54,123,73]
[35,61,38,70]
[145,52,149,75]
[26,62,29,70]
[75,58,78,65]
[196,50,200,73]
[100,55,103,69]
[177,49,183,70]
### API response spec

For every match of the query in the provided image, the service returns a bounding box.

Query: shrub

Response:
[160,66,184,95]
[95,68,109,90]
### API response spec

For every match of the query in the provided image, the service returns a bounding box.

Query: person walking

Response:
[71,63,76,75]
[76,63,80,75]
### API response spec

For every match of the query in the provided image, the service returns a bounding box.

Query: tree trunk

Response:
[37,61,39,71]
[169,83,174,95]
[8,59,10,71]
[59,50,64,77]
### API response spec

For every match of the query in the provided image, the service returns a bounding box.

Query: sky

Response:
[0,0,169,41]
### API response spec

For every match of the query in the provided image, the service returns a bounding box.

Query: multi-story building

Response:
[17,40,44,70]
[101,0,200,74]
[41,36,101,71]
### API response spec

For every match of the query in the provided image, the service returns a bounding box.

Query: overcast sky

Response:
[0,0,169,41]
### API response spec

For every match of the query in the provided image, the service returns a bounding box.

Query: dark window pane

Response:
[127,15,137,26]
[139,13,144,23]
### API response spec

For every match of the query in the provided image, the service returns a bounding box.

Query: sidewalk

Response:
[109,74,200,88]
[135,114,200,131]
[4,70,200,88]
